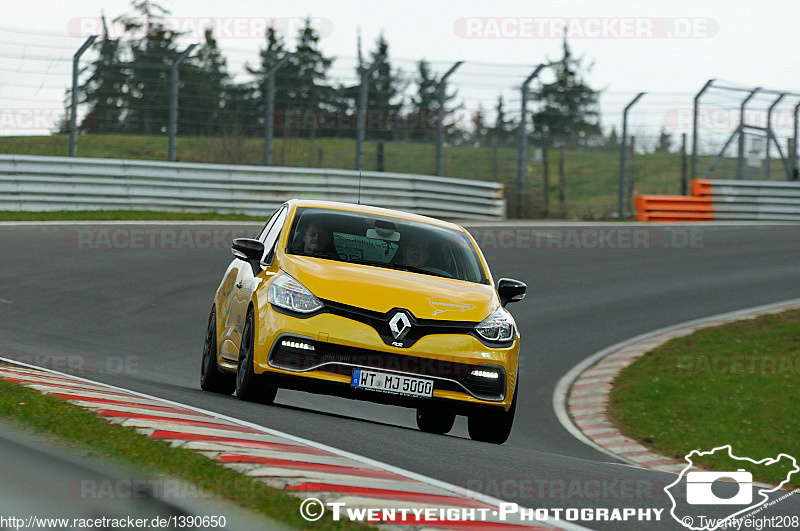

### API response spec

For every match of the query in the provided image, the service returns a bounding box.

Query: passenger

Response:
[302,222,335,257]
[401,234,431,268]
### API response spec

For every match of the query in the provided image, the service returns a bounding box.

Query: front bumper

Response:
[253,306,519,412]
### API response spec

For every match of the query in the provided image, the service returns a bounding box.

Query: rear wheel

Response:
[200,306,235,394]
[416,406,456,434]
[467,385,517,444]
[236,309,277,404]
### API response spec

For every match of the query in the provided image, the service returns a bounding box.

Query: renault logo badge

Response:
[389,312,412,340]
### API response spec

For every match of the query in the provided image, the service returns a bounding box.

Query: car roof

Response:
[286,199,466,232]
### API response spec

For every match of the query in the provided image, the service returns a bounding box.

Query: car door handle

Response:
[235,282,243,289]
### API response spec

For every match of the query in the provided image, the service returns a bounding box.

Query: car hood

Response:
[280,255,498,321]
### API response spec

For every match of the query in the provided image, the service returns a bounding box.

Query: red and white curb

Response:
[0,359,586,531]
[554,298,800,477]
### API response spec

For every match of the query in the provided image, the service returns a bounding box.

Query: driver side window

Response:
[261,207,288,265]
[256,207,281,242]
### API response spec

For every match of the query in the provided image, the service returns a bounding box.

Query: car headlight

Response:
[268,273,323,313]
[475,306,516,342]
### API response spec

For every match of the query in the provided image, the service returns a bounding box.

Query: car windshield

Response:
[286,207,488,284]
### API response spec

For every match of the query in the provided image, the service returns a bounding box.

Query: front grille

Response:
[321,299,478,348]
[268,337,505,400]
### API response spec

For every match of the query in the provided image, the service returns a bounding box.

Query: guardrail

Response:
[0,155,506,220]
[636,179,800,222]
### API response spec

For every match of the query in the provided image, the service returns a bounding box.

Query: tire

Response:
[467,385,517,444]
[200,306,235,394]
[416,406,456,434]
[235,309,277,404]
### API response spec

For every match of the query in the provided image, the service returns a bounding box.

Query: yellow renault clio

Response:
[200,200,526,443]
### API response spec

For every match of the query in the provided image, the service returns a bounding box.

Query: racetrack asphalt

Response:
[1,221,799,530]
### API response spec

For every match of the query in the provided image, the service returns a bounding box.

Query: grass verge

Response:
[3,133,706,219]
[0,376,367,530]
[609,309,800,488]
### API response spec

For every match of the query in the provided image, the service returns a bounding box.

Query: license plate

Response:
[351,369,433,398]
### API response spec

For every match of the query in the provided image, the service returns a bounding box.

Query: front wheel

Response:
[235,309,277,404]
[200,306,235,394]
[416,406,456,434]
[467,385,517,444]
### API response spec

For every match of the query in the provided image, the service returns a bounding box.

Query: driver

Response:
[302,222,335,257]
[401,235,431,268]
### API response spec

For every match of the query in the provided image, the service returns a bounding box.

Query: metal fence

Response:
[4,25,800,220]
[697,179,800,221]
[0,155,505,220]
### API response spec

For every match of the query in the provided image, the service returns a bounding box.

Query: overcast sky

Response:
[3,0,799,143]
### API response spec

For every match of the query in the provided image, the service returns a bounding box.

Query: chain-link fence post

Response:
[434,61,463,176]
[735,88,760,179]
[516,64,545,218]
[690,79,714,181]
[617,92,644,217]
[765,93,786,180]
[168,44,196,162]
[681,132,688,195]
[355,55,385,171]
[793,101,800,180]
[69,35,97,157]
[263,53,292,166]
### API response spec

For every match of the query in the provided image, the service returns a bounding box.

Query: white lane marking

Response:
[553,297,800,467]
[0,299,11,305]
[0,356,589,531]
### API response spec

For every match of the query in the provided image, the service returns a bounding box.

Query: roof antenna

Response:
[358,171,362,205]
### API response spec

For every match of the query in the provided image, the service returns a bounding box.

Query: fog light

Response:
[471,369,499,379]
[281,339,315,351]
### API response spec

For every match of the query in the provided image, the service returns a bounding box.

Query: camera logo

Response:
[686,470,752,505]
[664,445,799,531]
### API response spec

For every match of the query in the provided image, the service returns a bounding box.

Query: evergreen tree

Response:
[491,95,514,147]
[408,59,458,142]
[223,83,260,136]
[79,14,128,132]
[245,25,289,136]
[116,0,182,134]
[655,126,672,153]
[180,29,230,135]
[282,17,334,137]
[470,105,488,147]
[359,32,405,140]
[409,59,438,141]
[605,126,620,149]
[531,39,601,148]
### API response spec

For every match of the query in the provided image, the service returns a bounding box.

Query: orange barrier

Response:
[634,190,714,222]
[691,179,713,197]
[637,178,800,222]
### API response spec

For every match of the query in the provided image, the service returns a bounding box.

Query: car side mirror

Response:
[498,278,526,307]
[231,238,265,275]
